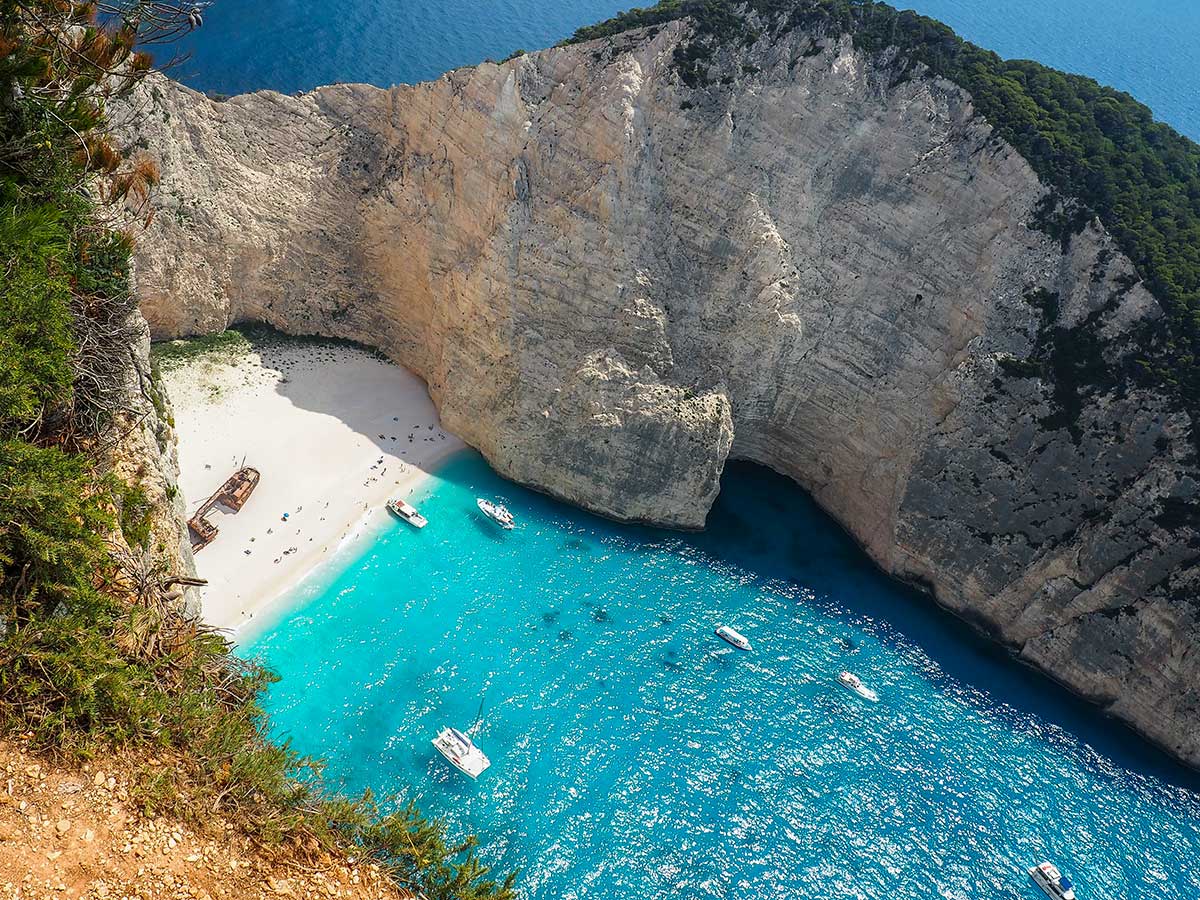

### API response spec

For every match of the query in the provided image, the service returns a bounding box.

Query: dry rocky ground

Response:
[0,740,407,900]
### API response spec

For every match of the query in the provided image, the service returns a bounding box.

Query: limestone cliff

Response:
[110,312,201,617]
[121,20,1200,765]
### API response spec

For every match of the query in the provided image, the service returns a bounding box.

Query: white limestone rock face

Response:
[121,23,1200,765]
[109,312,201,616]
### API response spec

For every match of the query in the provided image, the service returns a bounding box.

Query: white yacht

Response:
[477,498,515,529]
[715,624,752,651]
[432,727,491,779]
[387,498,427,529]
[1029,862,1077,900]
[837,671,879,702]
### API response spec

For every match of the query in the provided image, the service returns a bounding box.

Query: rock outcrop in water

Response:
[122,18,1200,765]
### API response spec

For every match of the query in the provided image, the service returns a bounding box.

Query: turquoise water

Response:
[174,0,1200,140]
[197,1,1200,891]
[245,452,1200,899]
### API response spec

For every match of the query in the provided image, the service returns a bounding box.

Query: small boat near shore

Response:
[715,624,752,651]
[432,727,491,779]
[837,671,879,702]
[387,497,427,528]
[1029,862,1077,899]
[477,498,515,529]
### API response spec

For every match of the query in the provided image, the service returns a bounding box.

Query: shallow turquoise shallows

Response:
[243,453,1200,900]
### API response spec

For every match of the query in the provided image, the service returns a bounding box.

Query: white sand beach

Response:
[158,334,462,635]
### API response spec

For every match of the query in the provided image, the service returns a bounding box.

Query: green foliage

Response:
[0,1,154,185]
[1031,310,1124,439]
[1023,288,1061,321]
[0,443,151,752]
[1,6,516,896]
[114,655,517,896]
[0,440,111,615]
[564,0,684,43]
[0,203,76,432]
[1156,496,1200,532]
[2,0,153,440]
[151,329,252,369]
[118,484,153,549]
[363,802,518,900]
[73,229,136,301]
[567,0,1200,439]
[0,444,517,891]
[0,591,150,749]
[152,323,391,369]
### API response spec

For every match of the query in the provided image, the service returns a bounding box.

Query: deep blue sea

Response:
[173,0,1200,140]
[244,453,1200,900]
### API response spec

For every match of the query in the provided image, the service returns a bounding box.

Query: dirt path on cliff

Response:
[0,740,407,900]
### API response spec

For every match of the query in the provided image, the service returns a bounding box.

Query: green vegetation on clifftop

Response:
[568,0,1200,439]
[1,4,513,897]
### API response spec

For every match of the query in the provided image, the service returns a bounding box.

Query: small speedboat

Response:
[387,498,427,528]
[836,671,879,702]
[1029,862,1077,900]
[432,726,491,779]
[476,498,515,529]
[715,624,752,651]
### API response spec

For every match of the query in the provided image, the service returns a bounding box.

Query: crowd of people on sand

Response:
[224,421,453,562]
[172,338,462,629]
[213,418,455,624]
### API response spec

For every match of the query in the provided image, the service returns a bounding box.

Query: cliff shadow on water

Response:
[432,454,1200,795]
[700,462,1200,793]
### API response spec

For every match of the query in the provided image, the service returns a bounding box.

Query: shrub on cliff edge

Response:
[0,5,514,896]
[567,0,1200,443]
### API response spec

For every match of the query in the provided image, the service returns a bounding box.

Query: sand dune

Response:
[159,334,462,636]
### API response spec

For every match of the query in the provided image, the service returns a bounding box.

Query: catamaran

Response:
[432,726,491,779]
[1029,862,1077,900]
[476,498,515,529]
[387,498,427,528]
[837,671,879,702]
[715,624,752,651]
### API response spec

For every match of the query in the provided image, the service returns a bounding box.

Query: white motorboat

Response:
[387,498,427,529]
[715,624,752,651]
[837,671,879,702]
[1029,862,1077,900]
[476,498,515,529]
[432,726,491,779]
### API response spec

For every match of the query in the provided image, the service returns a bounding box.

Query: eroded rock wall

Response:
[122,23,1200,764]
[110,313,201,617]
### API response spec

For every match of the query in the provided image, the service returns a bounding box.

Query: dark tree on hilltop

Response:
[567,0,1200,446]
